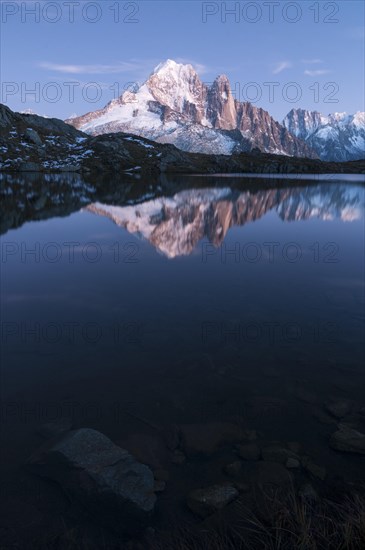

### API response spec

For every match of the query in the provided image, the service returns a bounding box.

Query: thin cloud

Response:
[39,58,211,79]
[302,59,323,64]
[39,62,143,75]
[272,61,292,74]
[304,69,330,76]
[46,76,112,89]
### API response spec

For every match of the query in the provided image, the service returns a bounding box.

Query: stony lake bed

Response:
[0,172,364,549]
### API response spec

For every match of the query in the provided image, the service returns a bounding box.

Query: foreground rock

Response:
[27,428,156,534]
[187,483,239,518]
[329,425,365,454]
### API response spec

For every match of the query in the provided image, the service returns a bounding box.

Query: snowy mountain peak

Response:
[331,112,347,119]
[66,59,318,158]
[152,58,194,75]
[150,59,199,88]
[212,75,231,98]
[214,74,229,83]
[353,111,365,127]
[147,59,205,114]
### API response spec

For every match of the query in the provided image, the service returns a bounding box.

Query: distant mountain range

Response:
[67,59,364,162]
[283,109,365,162]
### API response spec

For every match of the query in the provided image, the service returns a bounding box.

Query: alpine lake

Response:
[1,172,364,548]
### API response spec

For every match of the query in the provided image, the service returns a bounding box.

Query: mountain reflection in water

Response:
[86,184,364,258]
[1,172,363,258]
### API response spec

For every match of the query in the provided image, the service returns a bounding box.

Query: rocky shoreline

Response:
[19,395,365,548]
[1,104,364,176]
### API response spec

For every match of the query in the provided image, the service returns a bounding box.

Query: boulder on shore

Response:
[27,428,156,535]
[187,483,239,518]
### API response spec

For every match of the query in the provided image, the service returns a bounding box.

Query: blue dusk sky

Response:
[0,0,364,121]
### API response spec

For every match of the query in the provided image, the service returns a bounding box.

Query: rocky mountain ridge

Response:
[66,59,317,158]
[1,103,364,175]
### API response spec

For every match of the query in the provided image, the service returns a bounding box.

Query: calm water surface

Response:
[1,173,364,543]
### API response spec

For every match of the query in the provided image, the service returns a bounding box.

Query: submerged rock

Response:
[153,481,166,493]
[237,443,261,461]
[287,442,302,454]
[291,386,318,404]
[153,468,169,482]
[256,461,294,493]
[187,483,239,518]
[286,457,301,469]
[179,422,244,456]
[338,414,365,432]
[305,461,326,480]
[171,449,186,465]
[162,424,180,451]
[329,425,365,454]
[261,445,299,465]
[37,418,73,439]
[312,406,337,425]
[234,481,250,493]
[325,399,353,419]
[27,428,156,534]
[118,433,169,469]
[224,461,243,477]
